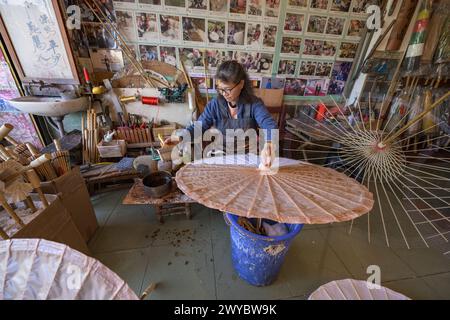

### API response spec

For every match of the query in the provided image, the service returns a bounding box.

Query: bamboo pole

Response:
[25,169,49,208]
[0,123,13,141]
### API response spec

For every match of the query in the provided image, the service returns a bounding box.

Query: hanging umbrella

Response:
[0,238,138,300]
[308,279,410,300]
[175,155,374,224]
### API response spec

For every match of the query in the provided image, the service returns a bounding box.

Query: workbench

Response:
[122,178,195,223]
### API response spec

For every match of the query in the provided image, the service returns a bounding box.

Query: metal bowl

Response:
[142,171,172,198]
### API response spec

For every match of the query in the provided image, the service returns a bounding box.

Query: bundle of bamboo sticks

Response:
[116,127,152,144]
[82,108,99,164]
[51,139,71,176]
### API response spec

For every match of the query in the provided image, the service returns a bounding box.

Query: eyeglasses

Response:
[216,82,239,95]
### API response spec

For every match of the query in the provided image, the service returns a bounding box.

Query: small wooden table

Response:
[122,179,196,223]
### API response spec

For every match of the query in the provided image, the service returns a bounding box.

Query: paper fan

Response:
[308,279,410,300]
[0,239,138,300]
[3,180,33,203]
[175,156,373,224]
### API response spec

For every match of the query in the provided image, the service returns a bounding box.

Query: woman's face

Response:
[217,80,244,103]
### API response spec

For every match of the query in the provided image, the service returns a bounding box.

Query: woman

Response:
[166,61,277,167]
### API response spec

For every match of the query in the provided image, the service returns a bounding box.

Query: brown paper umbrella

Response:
[308,279,410,300]
[175,157,374,224]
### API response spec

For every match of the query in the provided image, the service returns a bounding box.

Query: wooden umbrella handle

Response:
[26,143,40,157]
[25,169,49,208]
[54,139,62,152]
[0,226,9,239]
[0,123,13,140]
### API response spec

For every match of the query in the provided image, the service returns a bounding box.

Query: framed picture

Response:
[0,0,79,84]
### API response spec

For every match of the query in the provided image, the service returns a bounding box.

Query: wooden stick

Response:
[25,169,49,208]
[26,143,40,158]
[4,135,18,146]
[24,196,37,213]
[0,191,25,227]
[0,226,9,239]
[140,282,157,300]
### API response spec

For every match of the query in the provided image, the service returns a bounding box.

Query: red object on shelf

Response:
[141,96,159,105]
[315,103,327,121]
[83,67,90,83]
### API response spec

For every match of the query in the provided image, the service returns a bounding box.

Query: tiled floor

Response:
[88,189,450,300]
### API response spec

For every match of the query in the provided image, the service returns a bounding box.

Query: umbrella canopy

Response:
[0,238,138,300]
[175,155,373,224]
[308,279,410,300]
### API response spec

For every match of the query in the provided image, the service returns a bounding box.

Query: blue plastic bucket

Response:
[225,213,304,286]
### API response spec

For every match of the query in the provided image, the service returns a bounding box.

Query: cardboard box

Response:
[40,167,98,243]
[253,88,284,107]
[3,194,90,256]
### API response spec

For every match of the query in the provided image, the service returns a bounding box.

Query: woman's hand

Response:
[163,135,180,146]
[260,142,275,168]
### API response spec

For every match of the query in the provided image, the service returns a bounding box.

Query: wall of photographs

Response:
[74,0,376,98]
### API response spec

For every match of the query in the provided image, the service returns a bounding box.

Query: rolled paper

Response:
[0,123,14,140]
[29,154,52,168]
[120,95,137,103]
[403,0,432,73]
[386,0,418,51]
[4,135,18,146]
[83,67,90,83]
[421,1,448,64]
[141,96,159,105]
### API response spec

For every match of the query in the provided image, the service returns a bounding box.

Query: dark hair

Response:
[215,60,258,104]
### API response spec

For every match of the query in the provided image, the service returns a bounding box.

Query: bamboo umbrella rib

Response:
[217,177,258,209]
[404,160,450,174]
[246,175,264,218]
[334,281,348,300]
[385,91,450,144]
[291,118,340,142]
[274,178,341,222]
[283,138,342,150]
[393,176,448,243]
[374,175,390,247]
[393,121,445,145]
[330,95,363,133]
[268,177,311,223]
[185,173,251,193]
[404,175,449,181]
[400,174,450,207]
[379,178,410,249]
[266,178,281,222]
[402,134,449,149]
[319,98,359,136]
[315,99,351,137]
[405,165,450,182]
[348,279,363,300]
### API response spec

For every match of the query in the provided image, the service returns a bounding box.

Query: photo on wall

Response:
[265,0,280,18]
[331,61,352,81]
[299,60,317,76]
[284,78,307,96]
[303,39,324,57]
[338,42,358,59]
[249,78,261,88]
[188,0,207,10]
[248,0,263,16]
[139,45,159,61]
[284,13,305,33]
[327,78,345,94]
[310,0,328,10]
[326,17,345,36]
[307,15,327,34]
[262,25,277,48]
[228,21,246,45]
[233,51,273,74]
[322,41,338,57]
[116,11,136,42]
[208,20,226,44]
[288,0,307,9]
[210,0,228,13]
[352,0,379,14]
[180,47,205,69]
[136,12,158,42]
[165,0,186,7]
[278,59,297,75]
[230,0,247,14]
[315,61,333,77]
[347,19,365,38]
[160,15,181,41]
[82,23,116,49]
[80,0,115,23]
[247,23,263,48]
[330,0,351,12]
[281,37,301,55]
[261,76,285,89]
[182,17,206,42]
[192,76,214,89]
[89,48,124,72]
[138,0,162,4]
[305,78,328,96]
[159,46,178,66]
[206,49,232,69]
